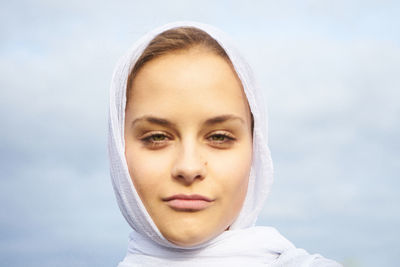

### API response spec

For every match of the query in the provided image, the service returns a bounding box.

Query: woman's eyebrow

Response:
[131,114,244,128]
[203,114,245,126]
[131,116,177,128]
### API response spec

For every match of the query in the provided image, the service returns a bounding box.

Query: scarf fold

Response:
[118,227,340,267]
[119,227,291,266]
[108,21,342,266]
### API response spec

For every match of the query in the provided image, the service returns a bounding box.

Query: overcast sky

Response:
[1,1,399,266]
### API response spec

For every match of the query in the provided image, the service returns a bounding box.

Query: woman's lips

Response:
[162,194,214,211]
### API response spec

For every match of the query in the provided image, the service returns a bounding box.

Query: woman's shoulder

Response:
[271,247,343,267]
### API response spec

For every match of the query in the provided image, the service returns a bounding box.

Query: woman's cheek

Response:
[208,154,250,215]
[211,145,251,181]
[128,147,172,192]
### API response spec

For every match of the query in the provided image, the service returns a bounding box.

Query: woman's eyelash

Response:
[139,131,236,148]
[207,133,236,143]
[140,133,170,146]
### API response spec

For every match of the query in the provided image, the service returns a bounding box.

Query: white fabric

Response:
[108,21,342,266]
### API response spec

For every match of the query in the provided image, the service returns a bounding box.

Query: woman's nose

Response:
[171,142,207,185]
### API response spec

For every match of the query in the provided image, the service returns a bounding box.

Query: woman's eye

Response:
[210,134,228,141]
[207,133,236,146]
[140,133,170,148]
[150,134,166,141]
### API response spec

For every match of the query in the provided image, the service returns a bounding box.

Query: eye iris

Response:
[212,135,225,141]
[152,134,165,141]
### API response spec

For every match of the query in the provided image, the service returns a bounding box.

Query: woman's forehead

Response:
[132,50,243,97]
[127,50,249,119]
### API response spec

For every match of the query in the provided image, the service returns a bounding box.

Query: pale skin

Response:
[124,47,253,247]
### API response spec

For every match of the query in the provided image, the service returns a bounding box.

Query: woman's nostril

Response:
[173,170,205,183]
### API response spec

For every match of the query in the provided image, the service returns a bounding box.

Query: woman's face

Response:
[124,48,253,247]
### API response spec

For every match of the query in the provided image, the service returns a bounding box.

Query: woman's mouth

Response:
[162,194,214,211]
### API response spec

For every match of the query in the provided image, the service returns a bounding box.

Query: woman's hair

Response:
[127,27,230,96]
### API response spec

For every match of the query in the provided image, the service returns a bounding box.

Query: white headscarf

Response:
[108,21,342,267]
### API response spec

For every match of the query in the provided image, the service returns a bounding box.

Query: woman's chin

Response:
[160,224,221,247]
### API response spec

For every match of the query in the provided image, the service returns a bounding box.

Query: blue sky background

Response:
[1,1,399,266]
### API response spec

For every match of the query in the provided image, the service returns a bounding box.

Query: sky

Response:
[1,0,399,266]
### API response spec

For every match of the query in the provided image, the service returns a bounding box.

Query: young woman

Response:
[108,21,342,266]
